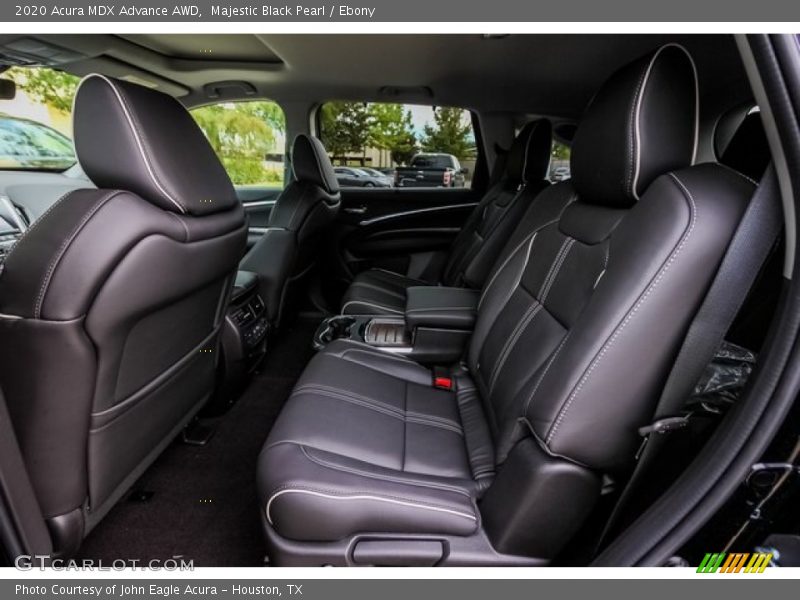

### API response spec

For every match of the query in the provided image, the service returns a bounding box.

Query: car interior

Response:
[0,33,787,566]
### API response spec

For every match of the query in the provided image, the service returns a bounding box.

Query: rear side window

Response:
[191,100,286,188]
[318,101,476,189]
[411,155,459,169]
[548,140,571,183]
[0,67,78,172]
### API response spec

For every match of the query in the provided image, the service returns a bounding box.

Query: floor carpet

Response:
[77,317,320,567]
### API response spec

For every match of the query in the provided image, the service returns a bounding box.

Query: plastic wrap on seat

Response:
[689,340,757,414]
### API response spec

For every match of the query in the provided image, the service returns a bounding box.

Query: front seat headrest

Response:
[291,134,339,196]
[504,119,552,188]
[570,44,699,208]
[73,74,237,216]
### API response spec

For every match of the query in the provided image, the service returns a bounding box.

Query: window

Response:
[548,140,571,183]
[0,67,78,171]
[190,100,286,188]
[318,101,477,189]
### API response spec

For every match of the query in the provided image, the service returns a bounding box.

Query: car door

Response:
[326,185,481,290]
[317,102,487,302]
[236,186,284,248]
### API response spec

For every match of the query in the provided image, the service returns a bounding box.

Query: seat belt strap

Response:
[596,164,783,552]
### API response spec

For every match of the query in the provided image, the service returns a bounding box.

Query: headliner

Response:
[0,34,747,119]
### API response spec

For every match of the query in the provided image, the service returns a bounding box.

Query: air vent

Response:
[232,306,254,327]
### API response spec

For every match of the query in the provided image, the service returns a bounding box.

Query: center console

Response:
[314,286,480,364]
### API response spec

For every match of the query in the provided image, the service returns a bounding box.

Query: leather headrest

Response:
[570,44,699,207]
[73,74,237,216]
[504,119,553,187]
[291,134,339,195]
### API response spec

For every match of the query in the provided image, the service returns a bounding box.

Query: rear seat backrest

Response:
[441,119,552,288]
[469,44,754,472]
[339,119,553,316]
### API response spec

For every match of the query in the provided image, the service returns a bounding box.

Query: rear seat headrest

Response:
[504,119,552,187]
[73,74,237,216]
[291,134,339,196]
[570,44,699,208]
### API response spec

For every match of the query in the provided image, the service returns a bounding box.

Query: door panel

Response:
[321,187,481,302]
[236,186,282,249]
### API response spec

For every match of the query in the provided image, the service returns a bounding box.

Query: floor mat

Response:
[77,317,320,567]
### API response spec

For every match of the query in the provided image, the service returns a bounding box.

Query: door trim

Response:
[358,202,478,227]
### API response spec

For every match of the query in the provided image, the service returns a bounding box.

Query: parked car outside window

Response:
[333,166,392,187]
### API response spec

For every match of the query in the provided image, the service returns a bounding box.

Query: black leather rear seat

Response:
[257,45,756,565]
[340,119,552,316]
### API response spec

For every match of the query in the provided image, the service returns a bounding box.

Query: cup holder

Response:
[313,315,358,350]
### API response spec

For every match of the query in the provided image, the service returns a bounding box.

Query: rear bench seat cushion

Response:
[257,339,494,541]
[340,269,427,315]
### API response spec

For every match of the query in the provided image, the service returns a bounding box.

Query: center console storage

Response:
[314,286,479,364]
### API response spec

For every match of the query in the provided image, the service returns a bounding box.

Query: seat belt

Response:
[595,164,783,552]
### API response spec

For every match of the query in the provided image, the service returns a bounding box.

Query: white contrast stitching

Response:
[265,488,476,526]
[337,348,417,367]
[34,191,121,318]
[716,162,759,187]
[292,384,463,434]
[487,301,542,395]
[627,66,649,198]
[631,44,700,199]
[540,238,576,303]
[299,445,473,497]
[341,300,404,315]
[537,237,570,300]
[79,74,186,213]
[545,173,698,445]
[2,190,75,265]
[406,307,476,312]
[522,332,571,414]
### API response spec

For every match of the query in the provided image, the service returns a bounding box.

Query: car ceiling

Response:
[0,34,748,119]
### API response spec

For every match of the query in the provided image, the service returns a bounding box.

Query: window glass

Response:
[0,67,78,171]
[190,100,286,188]
[548,139,571,183]
[319,101,476,189]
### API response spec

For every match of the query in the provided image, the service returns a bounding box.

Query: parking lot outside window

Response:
[319,101,477,190]
[190,100,287,188]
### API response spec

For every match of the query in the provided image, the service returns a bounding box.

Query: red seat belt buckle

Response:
[434,376,453,390]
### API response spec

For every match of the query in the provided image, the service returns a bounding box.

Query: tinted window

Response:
[191,100,286,188]
[548,140,571,182]
[319,101,476,189]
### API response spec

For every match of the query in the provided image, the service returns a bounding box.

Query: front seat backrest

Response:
[0,75,247,555]
[241,134,341,328]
